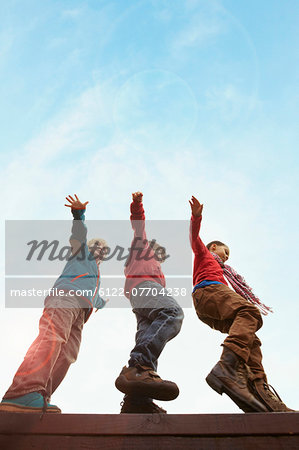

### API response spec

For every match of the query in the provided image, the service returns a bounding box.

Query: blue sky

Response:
[0,0,298,413]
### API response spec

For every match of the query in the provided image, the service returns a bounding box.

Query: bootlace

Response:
[236,362,247,383]
[148,370,161,379]
[263,382,283,403]
[136,365,161,379]
[40,394,47,420]
[151,402,166,413]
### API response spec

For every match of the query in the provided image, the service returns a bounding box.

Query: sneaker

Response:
[249,379,295,412]
[0,392,61,413]
[206,347,267,413]
[120,395,167,414]
[115,365,179,401]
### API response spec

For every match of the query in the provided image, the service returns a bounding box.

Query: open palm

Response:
[189,196,203,217]
[65,194,89,210]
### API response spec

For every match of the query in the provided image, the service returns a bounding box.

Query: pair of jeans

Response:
[192,283,266,380]
[128,281,184,371]
[3,294,85,400]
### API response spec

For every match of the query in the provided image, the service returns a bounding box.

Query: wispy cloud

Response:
[0,29,14,68]
[171,13,224,53]
[61,8,83,19]
[205,84,259,120]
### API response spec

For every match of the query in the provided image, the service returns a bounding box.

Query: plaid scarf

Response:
[211,252,273,315]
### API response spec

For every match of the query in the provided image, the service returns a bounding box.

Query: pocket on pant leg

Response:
[192,290,204,312]
[194,295,220,320]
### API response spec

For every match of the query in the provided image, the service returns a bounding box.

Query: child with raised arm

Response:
[189,195,293,412]
[0,195,108,414]
[115,192,184,413]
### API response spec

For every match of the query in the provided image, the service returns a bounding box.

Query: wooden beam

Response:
[0,434,298,450]
[0,412,298,436]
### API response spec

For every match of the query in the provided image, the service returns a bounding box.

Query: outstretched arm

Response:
[189,195,206,254]
[130,191,147,243]
[65,194,89,256]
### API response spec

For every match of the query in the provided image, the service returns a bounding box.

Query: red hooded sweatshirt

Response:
[124,201,165,299]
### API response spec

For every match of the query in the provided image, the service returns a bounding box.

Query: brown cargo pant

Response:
[192,283,266,381]
[3,294,86,400]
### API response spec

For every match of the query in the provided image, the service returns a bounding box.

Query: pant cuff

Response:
[221,343,249,363]
[3,388,42,400]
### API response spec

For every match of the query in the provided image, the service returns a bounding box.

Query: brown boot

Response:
[115,365,179,401]
[249,379,295,412]
[120,395,167,414]
[206,347,268,412]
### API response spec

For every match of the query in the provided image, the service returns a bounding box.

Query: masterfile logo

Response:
[5,219,193,308]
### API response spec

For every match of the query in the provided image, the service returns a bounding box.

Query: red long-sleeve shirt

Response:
[124,201,165,299]
[190,215,227,287]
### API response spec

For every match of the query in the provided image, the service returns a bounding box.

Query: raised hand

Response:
[132,191,143,202]
[189,195,203,217]
[65,194,89,210]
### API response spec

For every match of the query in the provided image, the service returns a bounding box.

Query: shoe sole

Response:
[115,376,179,401]
[120,406,167,414]
[0,403,61,413]
[206,372,267,413]
[120,409,167,414]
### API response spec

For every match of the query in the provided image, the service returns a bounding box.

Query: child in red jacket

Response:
[189,195,293,412]
[115,192,184,413]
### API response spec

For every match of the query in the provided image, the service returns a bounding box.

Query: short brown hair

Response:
[206,240,226,250]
